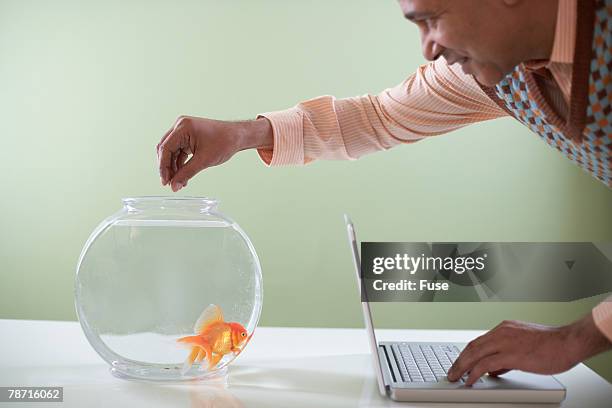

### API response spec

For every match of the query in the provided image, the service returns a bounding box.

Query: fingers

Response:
[448,321,524,384]
[170,157,203,192]
[465,354,508,386]
[157,126,174,185]
[176,150,189,170]
[171,151,178,174]
[158,140,176,186]
[448,335,500,381]
[157,126,173,158]
[158,121,192,186]
[171,149,190,175]
[158,116,193,185]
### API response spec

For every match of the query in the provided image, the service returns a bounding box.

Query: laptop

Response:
[344,215,566,403]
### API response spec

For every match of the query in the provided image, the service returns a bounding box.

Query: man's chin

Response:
[473,72,505,87]
[471,65,508,87]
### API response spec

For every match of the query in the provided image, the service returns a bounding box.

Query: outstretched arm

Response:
[157,58,507,191]
[256,57,507,166]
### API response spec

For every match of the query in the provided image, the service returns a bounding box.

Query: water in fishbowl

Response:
[75,218,262,381]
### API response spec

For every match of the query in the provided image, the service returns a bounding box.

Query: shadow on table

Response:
[222,353,382,407]
[228,353,367,392]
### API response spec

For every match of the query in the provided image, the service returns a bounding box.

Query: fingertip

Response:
[448,369,464,382]
[466,373,481,386]
[160,168,168,185]
[170,180,184,192]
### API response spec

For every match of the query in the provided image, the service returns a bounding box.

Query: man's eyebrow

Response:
[403,11,434,21]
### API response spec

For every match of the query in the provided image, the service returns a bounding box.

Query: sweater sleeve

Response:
[257,57,507,166]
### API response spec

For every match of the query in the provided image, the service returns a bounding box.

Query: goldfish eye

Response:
[241,332,246,337]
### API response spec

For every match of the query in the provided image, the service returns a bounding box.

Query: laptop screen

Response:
[344,214,387,395]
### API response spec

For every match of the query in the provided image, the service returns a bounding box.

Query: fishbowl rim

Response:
[122,195,219,204]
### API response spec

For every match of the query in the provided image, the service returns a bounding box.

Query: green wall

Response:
[1,0,611,381]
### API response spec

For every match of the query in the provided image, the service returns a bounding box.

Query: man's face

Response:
[399,0,526,86]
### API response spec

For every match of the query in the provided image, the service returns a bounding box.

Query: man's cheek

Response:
[434,30,456,53]
[434,20,470,53]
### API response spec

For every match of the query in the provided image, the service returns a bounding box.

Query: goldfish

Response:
[177,304,248,373]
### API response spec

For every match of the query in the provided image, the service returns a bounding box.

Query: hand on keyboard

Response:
[447,315,612,386]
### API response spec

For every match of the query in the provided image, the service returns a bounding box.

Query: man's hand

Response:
[448,314,611,386]
[156,116,273,192]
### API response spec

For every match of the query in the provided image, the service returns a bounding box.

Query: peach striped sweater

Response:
[257,0,612,341]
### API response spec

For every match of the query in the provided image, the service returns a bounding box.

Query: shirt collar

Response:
[524,0,576,70]
[549,0,576,64]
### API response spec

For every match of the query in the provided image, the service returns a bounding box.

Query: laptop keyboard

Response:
[392,343,482,383]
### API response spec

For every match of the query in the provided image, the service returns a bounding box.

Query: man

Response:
[156,0,612,385]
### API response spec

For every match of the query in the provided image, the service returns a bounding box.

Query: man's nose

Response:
[421,35,443,61]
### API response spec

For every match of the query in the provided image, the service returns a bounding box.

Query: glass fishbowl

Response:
[74,197,262,381]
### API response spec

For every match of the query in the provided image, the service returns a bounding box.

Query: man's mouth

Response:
[444,54,473,75]
[446,56,468,67]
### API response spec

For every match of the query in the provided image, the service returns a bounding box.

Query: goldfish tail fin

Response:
[198,342,213,365]
[176,335,200,345]
[195,348,207,363]
[181,347,200,375]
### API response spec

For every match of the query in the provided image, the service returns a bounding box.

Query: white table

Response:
[0,320,610,407]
